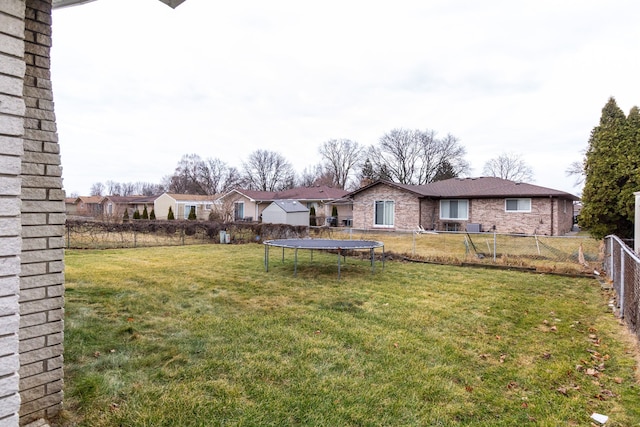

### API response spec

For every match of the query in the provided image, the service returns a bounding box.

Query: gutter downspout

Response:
[550,196,554,236]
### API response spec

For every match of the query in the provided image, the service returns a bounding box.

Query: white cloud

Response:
[52,0,640,195]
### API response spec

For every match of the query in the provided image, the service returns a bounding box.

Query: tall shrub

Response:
[149,209,156,220]
[188,206,197,220]
[580,97,640,238]
[168,206,175,220]
[142,205,149,220]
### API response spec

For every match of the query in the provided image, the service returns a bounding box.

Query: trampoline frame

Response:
[263,238,385,278]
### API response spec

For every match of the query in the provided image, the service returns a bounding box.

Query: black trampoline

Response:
[263,238,385,278]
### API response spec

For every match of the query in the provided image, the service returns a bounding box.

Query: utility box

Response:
[466,223,482,232]
[219,230,227,243]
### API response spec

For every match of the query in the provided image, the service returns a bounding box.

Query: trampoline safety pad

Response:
[263,238,385,278]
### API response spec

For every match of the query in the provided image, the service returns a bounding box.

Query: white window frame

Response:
[374,200,394,228]
[234,201,245,220]
[439,199,469,220]
[505,198,531,213]
[184,204,197,219]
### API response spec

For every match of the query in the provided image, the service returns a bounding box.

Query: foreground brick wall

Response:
[0,2,26,425]
[19,0,65,423]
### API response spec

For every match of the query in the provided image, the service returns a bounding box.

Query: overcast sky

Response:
[51,0,640,196]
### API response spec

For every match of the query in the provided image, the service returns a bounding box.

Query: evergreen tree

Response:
[141,205,149,220]
[331,205,338,217]
[188,206,197,220]
[580,97,640,238]
[309,206,317,226]
[149,209,156,220]
[133,209,141,220]
[168,206,175,220]
[432,160,458,182]
[122,209,129,223]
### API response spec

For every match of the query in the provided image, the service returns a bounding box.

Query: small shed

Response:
[261,200,309,226]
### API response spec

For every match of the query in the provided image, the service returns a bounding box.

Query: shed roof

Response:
[269,200,309,213]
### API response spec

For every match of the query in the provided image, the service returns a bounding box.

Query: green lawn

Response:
[59,244,639,426]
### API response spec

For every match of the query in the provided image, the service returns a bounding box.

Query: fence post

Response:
[493,231,496,263]
[609,237,614,281]
[619,252,625,319]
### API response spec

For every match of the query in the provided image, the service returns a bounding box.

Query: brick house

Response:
[0,1,186,425]
[348,177,579,236]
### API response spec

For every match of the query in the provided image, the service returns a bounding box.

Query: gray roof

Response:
[349,177,579,201]
[270,200,309,213]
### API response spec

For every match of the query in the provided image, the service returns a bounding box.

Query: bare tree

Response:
[106,180,122,196]
[565,160,585,187]
[120,182,137,196]
[90,182,105,196]
[241,149,295,192]
[298,164,335,187]
[318,139,364,189]
[222,166,242,193]
[167,154,237,195]
[482,152,534,182]
[368,128,469,185]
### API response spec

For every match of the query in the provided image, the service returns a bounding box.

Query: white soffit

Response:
[52,0,97,9]
[53,0,187,9]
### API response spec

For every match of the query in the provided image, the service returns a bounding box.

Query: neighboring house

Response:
[154,193,217,220]
[65,195,105,218]
[347,177,579,236]
[1,1,187,425]
[216,185,351,225]
[261,200,310,226]
[102,195,160,220]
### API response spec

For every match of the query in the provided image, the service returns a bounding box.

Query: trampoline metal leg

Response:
[294,248,298,277]
[370,248,374,274]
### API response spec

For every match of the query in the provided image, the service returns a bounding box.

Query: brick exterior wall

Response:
[0,1,26,425]
[352,184,575,236]
[444,197,574,235]
[352,185,422,231]
[19,0,65,424]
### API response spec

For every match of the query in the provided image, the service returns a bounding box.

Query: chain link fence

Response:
[65,220,602,276]
[336,229,602,275]
[64,220,312,249]
[603,235,640,342]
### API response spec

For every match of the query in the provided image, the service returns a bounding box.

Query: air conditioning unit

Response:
[466,223,482,233]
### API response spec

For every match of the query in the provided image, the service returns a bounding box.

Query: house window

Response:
[234,202,244,220]
[505,198,531,212]
[205,204,213,210]
[374,201,394,227]
[440,200,468,220]
[184,204,196,219]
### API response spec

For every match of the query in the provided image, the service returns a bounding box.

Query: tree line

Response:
[87,127,535,197]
